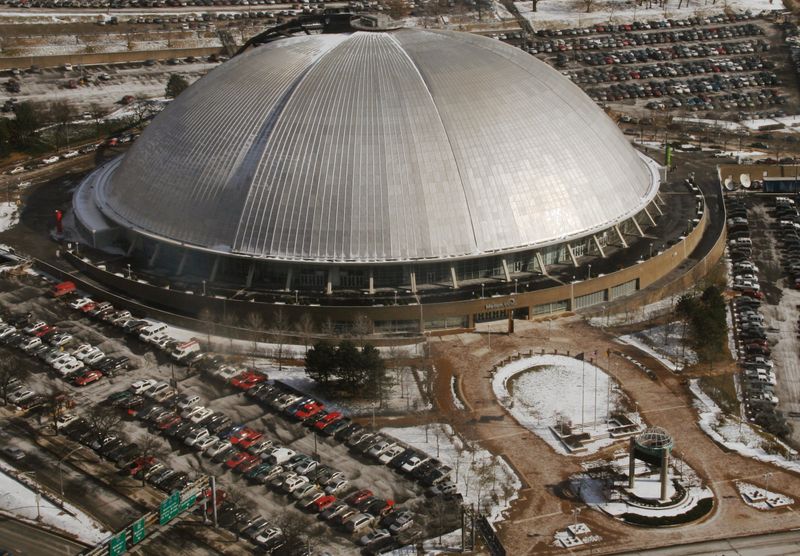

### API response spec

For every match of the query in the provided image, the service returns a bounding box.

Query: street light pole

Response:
[59,445,83,508]
[587,264,592,280]
[481,283,485,299]
[514,278,518,294]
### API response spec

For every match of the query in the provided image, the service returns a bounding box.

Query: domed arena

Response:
[69,21,682,332]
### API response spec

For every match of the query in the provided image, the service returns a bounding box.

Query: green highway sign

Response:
[131,517,146,544]
[179,494,197,513]
[159,491,181,525]
[108,531,127,556]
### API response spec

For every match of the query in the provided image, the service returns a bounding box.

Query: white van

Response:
[171,339,200,361]
[266,447,296,465]
[138,322,167,342]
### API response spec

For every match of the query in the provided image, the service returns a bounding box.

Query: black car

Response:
[334,423,362,442]
[212,446,238,464]
[390,449,418,470]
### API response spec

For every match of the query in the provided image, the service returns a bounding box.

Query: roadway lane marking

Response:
[512,510,563,524]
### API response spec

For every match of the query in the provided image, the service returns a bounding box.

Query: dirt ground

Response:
[429,316,800,555]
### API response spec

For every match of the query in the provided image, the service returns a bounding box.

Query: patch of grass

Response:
[698,374,739,415]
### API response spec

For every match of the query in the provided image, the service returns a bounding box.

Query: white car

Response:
[0,326,16,338]
[71,344,94,360]
[69,298,93,310]
[42,156,60,164]
[181,405,206,419]
[53,356,80,372]
[9,166,24,175]
[22,321,47,334]
[61,150,79,159]
[49,333,73,347]
[130,379,157,395]
[47,352,72,367]
[8,389,35,404]
[400,455,428,473]
[145,382,170,398]
[177,394,201,410]
[84,350,106,365]
[283,475,309,493]
[324,479,349,495]
[254,527,282,546]
[378,445,405,464]
[20,337,42,352]
[359,529,391,546]
[204,440,230,458]
[56,412,79,430]
[214,366,240,381]
[184,428,210,447]
[59,359,85,376]
[194,435,218,452]
[189,407,214,424]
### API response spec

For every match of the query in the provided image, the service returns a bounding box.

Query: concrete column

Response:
[410,272,417,294]
[614,224,628,248]
[147,243,161,268]
[651,200,664,216]
[656,191,665,205]
[450,266,459,289]
[245,263,255,288]
[660,451,670,502]
[126,236,138,257]
[536,252,549,276]
[501,258,511,282]
[368,269,375,295]
[628,438,636,490]
[592,234,606,258]
[631,216,645,237]
[565,243,579,267]
[284,267,293,292]
[326,271,333,295]
[209,257,220,282]
[643,206,657,227]
[176,251,188,276]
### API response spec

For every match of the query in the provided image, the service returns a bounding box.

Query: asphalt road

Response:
[612,528,800,555]
[0,517,86,556]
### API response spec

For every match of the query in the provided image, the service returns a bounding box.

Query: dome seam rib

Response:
[387,31,479,254]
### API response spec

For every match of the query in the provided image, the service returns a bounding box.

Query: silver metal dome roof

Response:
[97,29,658,263]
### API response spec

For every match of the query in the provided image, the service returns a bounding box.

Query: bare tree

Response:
[295,313,315,355]
[0,361,25,406]
[87,404,123,443]
[49,99,76,151]
[198,307,215,350]
[273,514,319,555]
[221,312,239,350]
[584,0,594,12]
[246,312,264,368]
[89,102,105,139]
[270,309,289,372]
[321,318,335,337]
[137,434,169,485]
[223,487,256,539]
[352,313,371,348]
[46,385,72,433]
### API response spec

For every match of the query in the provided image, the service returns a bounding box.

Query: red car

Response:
[312,495,336,512]
[235,455,261,474]
[230,427,262,449]
[225,451,250,470]
[294,401,324,421]
[346,489,373,506]
[230,371,268,391]
[157,414,182,431]
[125,456,156,477]
[314,411,342,430]
[79,302,97,313]
[34,325,56,337]
[74,369,103,386]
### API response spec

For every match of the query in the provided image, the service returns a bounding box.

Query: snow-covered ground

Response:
[587,295,678,327]
[674,114,800,134]
[382,424,522,523]
[514,0,777,30]
[617,321,697,372]
[736,481,795,510]
[162,321,421,359]
[0,202,20,233]
[0,461,110,544]
[690,379,800,473]
[450,376,465,411]
[492,355,639,455]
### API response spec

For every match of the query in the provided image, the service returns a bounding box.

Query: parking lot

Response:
[527,13,800,121]
[0,268,464,554]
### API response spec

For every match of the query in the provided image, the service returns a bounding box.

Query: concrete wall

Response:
[0,47,221,70]
[57,197,718,336]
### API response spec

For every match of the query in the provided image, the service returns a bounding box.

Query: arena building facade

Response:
[68,21,714,335]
